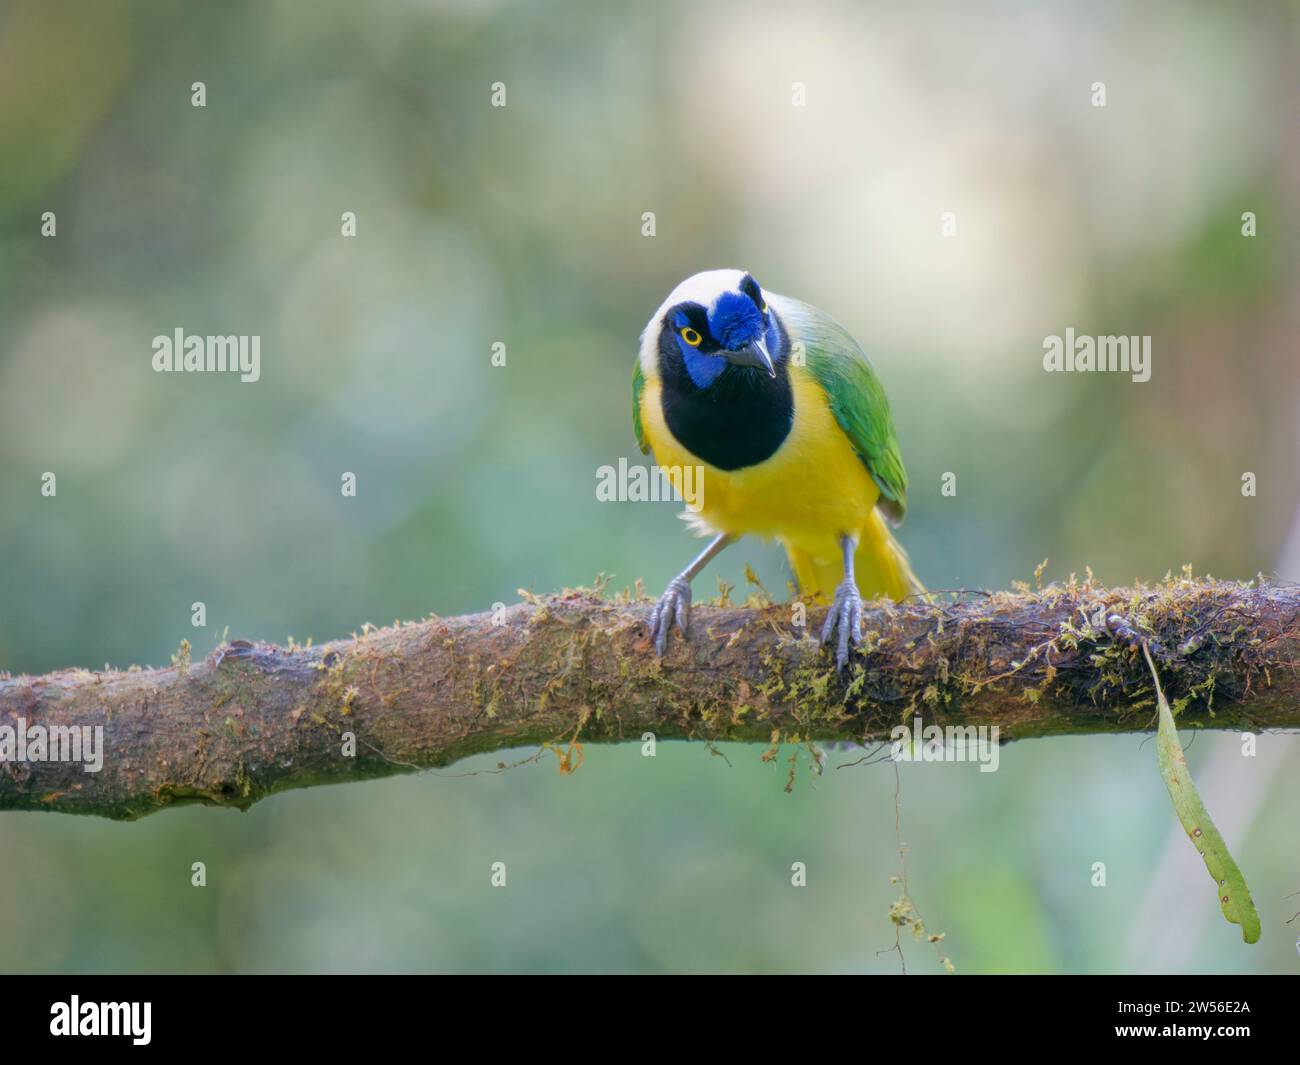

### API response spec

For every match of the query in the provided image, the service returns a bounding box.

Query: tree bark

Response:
[1,577,1297,820]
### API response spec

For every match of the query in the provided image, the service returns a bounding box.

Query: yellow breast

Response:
[640,363,879,562]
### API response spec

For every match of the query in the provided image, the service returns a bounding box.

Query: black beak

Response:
[724,336,776,377]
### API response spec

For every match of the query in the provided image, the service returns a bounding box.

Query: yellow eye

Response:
[680,327,702,347]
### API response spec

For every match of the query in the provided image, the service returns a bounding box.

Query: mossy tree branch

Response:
[1,577,1297,820]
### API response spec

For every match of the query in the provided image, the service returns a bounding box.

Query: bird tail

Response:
[784,509,923,603]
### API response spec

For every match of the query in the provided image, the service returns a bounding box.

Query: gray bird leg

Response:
[647,533,733,655]
[820,534,864,670]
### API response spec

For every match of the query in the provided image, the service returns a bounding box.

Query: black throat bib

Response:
[657,323,794,471]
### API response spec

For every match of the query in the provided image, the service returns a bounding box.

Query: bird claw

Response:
[648,576,692,656]
[820,579,864,671]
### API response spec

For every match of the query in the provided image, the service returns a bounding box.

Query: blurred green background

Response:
[1,0,1298,973]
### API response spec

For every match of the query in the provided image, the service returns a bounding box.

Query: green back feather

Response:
[774,294,908,523]
[632,359,649,454]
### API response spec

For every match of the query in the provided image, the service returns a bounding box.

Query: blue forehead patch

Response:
[708,291,763,350]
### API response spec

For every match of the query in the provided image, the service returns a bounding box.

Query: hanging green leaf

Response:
[1142,643,1261,944]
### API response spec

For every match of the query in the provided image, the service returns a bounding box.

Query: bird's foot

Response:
[820,578,864,671]
[648,575,691,656]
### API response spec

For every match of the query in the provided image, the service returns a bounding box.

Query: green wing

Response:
[632,359,650,454]
[775,294,908,523]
